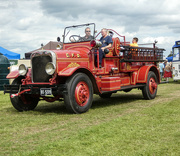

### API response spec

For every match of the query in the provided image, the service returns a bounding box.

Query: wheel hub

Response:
[149,78,157,94]
[75,82,90,106]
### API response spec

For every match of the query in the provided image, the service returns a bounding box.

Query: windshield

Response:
[173,47,180,61]
[63,23,95,43]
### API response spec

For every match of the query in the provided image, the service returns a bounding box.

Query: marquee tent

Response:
[166,56,173,62]
[0,46,20,59]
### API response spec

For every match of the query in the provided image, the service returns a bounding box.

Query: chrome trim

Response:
[111,67,118,71]
[30,50,56,82]
[18,64,28,76]
[45,62,56,75]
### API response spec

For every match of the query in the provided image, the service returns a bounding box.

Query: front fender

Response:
[58,67,100,94]
[6,70,20,79]
[137,65,160,83]
[6,68,32,80]
[58,67,81,76]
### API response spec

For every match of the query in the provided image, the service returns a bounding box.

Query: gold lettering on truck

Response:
[67,63,80,68]
[77,54,81,58]
[66,53,70,58]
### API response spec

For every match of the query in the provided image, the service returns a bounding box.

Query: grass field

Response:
[1,80,180,156]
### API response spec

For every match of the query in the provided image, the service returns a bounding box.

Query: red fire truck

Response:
[4,23,164,114]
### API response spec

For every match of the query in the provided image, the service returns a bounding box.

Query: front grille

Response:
[32,55,52,82]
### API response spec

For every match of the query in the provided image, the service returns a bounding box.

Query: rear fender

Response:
[137,65,160,84]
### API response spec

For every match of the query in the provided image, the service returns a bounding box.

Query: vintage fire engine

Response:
[4,23,164,114]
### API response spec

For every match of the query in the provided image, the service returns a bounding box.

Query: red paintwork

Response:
[11,89,31,98]
[137,65,160,84]
[58,67,80,76]
[55,39,160,93]
[137,66,151,83]
[149,77,157,94]
[6,28,162,101]
[6,70,19,79]
[75,81,90,106]
[101,77,121,91]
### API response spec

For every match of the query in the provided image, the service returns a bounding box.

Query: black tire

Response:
[142,71,158,100]
[64,73,93,114]
[10,78,39,111]
[99,93,112,98]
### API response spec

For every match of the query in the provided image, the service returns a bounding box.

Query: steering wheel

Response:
[69,35,81,42]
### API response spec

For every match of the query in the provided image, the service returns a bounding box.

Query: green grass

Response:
[0,80,180,156]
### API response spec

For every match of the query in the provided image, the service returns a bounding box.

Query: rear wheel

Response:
[142,71,158,100]
[64,73,93,114]
[10,78,39,111]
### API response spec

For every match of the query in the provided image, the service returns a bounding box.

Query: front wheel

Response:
[10,77,39,111]
[64,73,93,114]
[142,71,158,100]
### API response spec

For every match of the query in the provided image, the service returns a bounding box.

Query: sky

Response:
[0,0,180,58]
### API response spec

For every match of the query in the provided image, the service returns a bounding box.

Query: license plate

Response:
[40,88,52,96]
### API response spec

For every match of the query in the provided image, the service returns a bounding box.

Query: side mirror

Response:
[57,37,61,42]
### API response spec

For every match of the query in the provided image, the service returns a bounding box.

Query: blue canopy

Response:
[166,56,173,62]
[0,46,20,59]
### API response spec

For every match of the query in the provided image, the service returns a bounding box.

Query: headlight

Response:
[19,64,28,76]
[45,62,56,75]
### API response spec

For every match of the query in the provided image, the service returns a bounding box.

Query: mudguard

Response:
[6,70,20,79]
[58,67,80,76]
[137,65,160,84]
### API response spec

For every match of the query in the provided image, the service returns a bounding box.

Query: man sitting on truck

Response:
[81,27,94,41]
[98,28,113,68]
[130,37,138,47]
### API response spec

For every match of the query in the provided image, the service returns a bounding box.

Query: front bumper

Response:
[4,84,67,95]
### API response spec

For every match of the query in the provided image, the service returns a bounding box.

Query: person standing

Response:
[164,62,172,82]
[159,61,164,81]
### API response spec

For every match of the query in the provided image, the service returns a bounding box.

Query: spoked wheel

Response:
[64,73,93,114]
[142,71,158,100]
[10,77,39,111]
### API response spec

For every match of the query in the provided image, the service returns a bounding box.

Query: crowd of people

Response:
[158,60,172,82]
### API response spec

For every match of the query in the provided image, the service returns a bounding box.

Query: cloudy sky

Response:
[0,0,180,58]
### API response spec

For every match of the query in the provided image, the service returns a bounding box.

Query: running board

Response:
[101,84,145,94]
